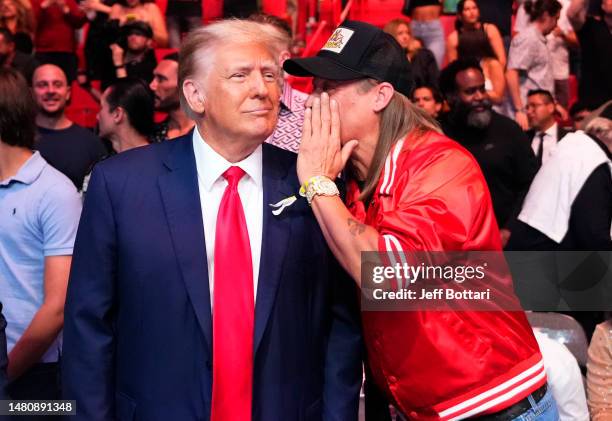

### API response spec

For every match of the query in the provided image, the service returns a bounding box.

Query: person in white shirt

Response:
[506,0,562,130]
[526,89,571,168]
[515,0,578,108]
[533,329,590,421]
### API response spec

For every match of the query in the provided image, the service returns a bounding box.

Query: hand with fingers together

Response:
[297,92,359,186]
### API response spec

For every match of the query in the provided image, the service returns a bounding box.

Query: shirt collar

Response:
[192,126,263,192]
[529,24,547,43]
[0,151,45,186]
[543,122,558,139]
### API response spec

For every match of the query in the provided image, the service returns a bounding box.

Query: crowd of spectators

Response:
[0,0,611,419]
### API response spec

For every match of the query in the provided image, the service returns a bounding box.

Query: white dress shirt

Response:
[192,127,263,307]
[533,329,590,421]
[532,122,559,165]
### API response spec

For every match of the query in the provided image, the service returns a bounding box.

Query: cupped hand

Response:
[297,92,358,185]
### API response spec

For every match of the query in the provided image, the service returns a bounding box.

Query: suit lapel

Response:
[158,135,213,352]
[253,145,295,354]
[558,127,569,142]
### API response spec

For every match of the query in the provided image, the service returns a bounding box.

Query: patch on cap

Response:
[322,27,355,54]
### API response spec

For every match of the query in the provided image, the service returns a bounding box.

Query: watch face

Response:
[313,178,325,189]
[305,177,339,204]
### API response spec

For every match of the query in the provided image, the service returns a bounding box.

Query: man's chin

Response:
[466,109,492,129]
[245,124,276,141]
[39,107,65,118]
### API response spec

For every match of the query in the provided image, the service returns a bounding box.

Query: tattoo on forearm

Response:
[347,218,366,236]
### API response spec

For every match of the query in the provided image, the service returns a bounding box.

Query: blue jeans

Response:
[410,19,446,68]
[394,386,559,421]
[512,386,559,421]
[166,15,202,49]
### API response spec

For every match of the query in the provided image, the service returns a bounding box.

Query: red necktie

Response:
[211,166,254,421]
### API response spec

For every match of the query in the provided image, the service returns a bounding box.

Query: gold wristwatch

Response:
[301,176,340,205]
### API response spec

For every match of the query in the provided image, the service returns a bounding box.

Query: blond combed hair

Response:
[247,14,292,55]
[178,19,283,119]
[357,79,442,202]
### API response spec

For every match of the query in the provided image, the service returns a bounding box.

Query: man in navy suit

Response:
[62,19,362,421]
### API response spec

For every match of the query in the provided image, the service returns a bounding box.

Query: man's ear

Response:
[113,107,124,125]
[278,50,291,67]
[372,82,395,112]
[182,79,205,115]
[66,85,71,103]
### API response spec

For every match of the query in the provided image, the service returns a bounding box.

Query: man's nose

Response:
[473,89,485,102]
[250,73,269,97]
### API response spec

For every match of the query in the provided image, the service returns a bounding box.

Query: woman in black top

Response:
[446,0,506,66]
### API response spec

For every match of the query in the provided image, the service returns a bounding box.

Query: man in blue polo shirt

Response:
[0,68,81,404]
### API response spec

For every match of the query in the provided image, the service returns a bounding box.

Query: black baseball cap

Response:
[283,20,414,97]
[122,21,154,39]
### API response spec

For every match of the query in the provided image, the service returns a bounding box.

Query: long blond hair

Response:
[357,79,442,202]
[0,0,35,36]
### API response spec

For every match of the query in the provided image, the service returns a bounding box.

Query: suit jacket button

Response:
[206,361,212,370]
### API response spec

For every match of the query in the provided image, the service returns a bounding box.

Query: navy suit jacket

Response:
[62,135,363,421]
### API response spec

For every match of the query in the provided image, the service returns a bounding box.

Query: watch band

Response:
[300,175,340,205]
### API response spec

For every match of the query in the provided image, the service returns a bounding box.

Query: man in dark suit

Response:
[526,89,571,168]
[62,19,362,421]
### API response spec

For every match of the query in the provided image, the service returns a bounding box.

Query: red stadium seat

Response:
[66,81,101,129]
[155,48,178,62]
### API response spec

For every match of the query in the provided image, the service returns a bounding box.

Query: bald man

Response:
[33,64,107,191]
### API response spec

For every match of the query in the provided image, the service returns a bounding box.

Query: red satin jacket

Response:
[347,131,545,420]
